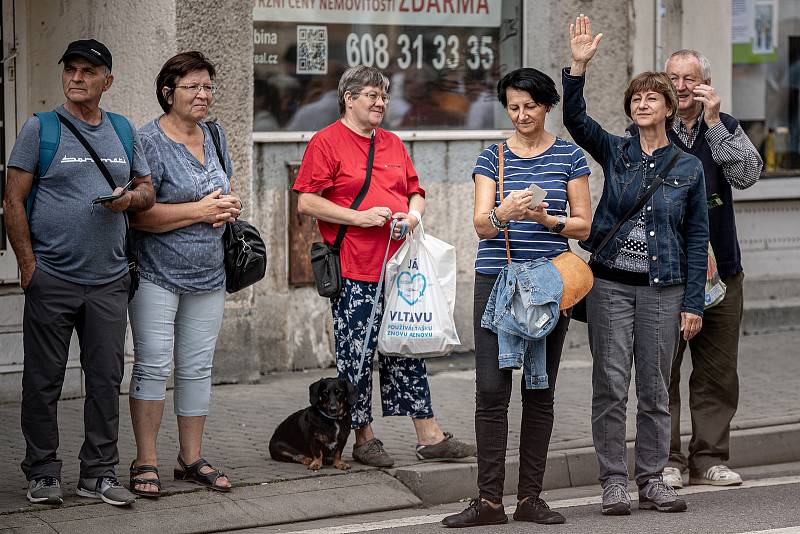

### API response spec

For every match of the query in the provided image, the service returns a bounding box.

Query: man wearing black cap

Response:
[3,39,154,506]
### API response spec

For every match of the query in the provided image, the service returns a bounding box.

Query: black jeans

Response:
[474,272,570,503]
[21,269,129,481]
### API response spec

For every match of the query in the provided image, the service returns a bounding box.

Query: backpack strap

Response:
[27,111,61,218]
[107,111,134,169]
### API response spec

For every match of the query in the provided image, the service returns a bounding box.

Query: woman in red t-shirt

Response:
[293,65,475,468]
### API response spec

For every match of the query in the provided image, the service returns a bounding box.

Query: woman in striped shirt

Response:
[443,68,591,528]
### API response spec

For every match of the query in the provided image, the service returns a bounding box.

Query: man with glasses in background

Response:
[3,39,153,506]
[293,65,475,467]
[659,49,762,488]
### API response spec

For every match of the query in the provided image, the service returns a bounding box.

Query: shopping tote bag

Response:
[378,222,460,357]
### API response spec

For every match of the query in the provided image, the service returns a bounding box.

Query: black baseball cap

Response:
[58,39,112,71]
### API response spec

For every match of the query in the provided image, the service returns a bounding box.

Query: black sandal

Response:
[174,456,231,492]
[129,460,162,498]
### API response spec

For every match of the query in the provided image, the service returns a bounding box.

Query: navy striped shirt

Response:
[473,139,590,275]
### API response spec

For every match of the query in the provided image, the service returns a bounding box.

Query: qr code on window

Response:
[297,25,328,75]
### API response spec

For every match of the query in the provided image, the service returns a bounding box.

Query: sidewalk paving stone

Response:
[0,329,798,518]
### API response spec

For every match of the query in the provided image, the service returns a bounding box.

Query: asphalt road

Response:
[240,463,800,534]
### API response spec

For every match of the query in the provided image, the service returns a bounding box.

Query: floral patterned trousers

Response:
[332,278,434,429]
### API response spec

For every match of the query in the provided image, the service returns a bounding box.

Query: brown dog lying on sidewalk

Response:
[268,377,357,471]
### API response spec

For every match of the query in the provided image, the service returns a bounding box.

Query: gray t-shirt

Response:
[133,119,233,294]
[8,105,150,284]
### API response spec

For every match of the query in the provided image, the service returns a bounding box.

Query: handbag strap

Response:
[333,132,376,251]
[590,150,681,260]
[57,112,132,236]
[206,121,228,178]
[498,143,512,265]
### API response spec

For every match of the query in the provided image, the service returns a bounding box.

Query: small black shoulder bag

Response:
[207,122,268,293]
[310,133,376,298]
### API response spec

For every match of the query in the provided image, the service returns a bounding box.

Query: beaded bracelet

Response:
[489,208,508,229]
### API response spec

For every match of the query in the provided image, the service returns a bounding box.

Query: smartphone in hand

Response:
[527,183,548,208]
[91,178,134,204]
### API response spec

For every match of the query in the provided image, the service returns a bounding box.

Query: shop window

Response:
[252,0,522,131]
[732,0,800,175]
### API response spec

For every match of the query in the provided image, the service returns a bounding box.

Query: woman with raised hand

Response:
[562,15,708,515]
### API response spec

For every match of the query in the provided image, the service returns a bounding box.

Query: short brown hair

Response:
[156,51,217,113]
[623,71,679,129]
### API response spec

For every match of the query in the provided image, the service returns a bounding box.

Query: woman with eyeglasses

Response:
[293,65,475,469]
[127,51,240,497]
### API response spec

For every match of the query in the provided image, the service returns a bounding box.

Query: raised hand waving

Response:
[569,14,603,75]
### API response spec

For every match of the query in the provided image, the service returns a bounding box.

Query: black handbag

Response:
[207,122,267,293]
[56,114,139,301]
[309,133,376,298]
[570,151,681,322]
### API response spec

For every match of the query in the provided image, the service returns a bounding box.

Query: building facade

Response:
[1,0,797,401]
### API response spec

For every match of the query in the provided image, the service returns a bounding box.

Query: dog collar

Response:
[317,408,339,421]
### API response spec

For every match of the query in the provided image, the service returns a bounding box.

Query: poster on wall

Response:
[732,0,778,63]
[252,0,521,131]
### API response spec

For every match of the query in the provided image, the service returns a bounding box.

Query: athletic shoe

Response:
[689,465,742,486]
[77,476,136,506]
[662,466,684,488]
[601,482,631,515]
[352,438,395,467]
[638,478,687,512]
[27,476,63,505]
[442,498,508,528]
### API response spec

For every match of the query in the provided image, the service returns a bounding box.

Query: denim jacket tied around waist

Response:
[561,68,710,317]
[481,258,563,389]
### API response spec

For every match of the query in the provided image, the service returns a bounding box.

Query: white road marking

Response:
[736,528,800,534]
[283,475,800,534]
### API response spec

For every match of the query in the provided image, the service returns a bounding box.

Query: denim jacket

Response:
[481,259,562,389]
[561,68,709,316]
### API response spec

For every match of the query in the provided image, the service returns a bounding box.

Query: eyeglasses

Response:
[353,91,390,103]
[174,83,217,95]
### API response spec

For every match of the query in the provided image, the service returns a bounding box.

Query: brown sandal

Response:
[129,460,161,498]
[173,456,231,492]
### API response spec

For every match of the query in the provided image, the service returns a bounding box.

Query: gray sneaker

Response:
[27,476,63,505]
[601,481,631,515]
[638,478,687,512]
[353,438,395,467]
[415,432,477,461]
[77,476,136,506]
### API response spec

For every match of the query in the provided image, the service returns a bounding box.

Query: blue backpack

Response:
[26,110,134,218]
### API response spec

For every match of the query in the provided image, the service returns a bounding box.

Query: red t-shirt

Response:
[293,120,425,282]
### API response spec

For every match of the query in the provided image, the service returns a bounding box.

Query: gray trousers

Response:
[587,278,684,487]
[21,268,129,481]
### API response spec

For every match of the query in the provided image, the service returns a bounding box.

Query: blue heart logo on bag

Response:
[397,271,427,305]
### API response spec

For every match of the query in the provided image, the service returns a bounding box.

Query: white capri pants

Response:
[129,278,226,416]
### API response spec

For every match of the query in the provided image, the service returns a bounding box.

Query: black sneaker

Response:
[638,478,687,513]
[513,497,566,524]
[442,498,508,528]
[27,476,63,505]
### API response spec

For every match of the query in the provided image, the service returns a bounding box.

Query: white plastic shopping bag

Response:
[378,222,460,357]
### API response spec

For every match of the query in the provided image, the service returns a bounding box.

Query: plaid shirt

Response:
[673,107,762,190]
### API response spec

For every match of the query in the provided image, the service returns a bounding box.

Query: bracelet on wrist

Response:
[489,208,508,230]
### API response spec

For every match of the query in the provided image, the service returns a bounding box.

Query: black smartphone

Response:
[91,179,134,204]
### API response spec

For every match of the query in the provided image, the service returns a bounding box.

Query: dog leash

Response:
[354,219,399,385]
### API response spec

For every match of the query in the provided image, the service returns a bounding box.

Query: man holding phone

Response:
[2,39,154,506]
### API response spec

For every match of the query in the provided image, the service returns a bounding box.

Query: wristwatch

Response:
[548,214,567,234]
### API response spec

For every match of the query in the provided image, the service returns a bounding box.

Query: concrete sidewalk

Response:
[1,329,799,532]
